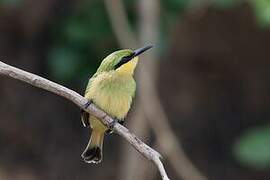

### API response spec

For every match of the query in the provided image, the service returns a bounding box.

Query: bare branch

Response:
[0,60,169,180]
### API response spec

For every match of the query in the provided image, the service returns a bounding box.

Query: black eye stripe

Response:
[114,53,135,69]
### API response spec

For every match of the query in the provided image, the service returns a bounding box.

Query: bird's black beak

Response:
[133,44,154,57]
[115,44,154,69]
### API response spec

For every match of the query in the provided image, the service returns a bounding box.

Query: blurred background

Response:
[0,0,270,179]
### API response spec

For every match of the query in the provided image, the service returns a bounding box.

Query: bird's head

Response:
[97,45,153,75]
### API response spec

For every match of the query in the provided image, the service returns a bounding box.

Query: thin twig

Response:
[0,61,170,180]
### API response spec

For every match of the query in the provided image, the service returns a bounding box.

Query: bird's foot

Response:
[84,100,93,109]
[106,118,118,134]
[106,119,125,134]
[119,120,124,126]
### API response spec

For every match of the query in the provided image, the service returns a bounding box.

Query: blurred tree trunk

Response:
[159,4,270,180]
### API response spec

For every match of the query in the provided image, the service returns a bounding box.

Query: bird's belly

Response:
[85,73,135,128]
[90,90,133,120]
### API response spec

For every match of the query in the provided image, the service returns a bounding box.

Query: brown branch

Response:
[0,60,170,180]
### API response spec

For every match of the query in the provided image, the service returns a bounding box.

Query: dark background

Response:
[0,0,270,180]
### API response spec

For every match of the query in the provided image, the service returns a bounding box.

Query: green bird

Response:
[81,45,153,163]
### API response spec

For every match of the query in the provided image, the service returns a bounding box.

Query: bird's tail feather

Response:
[81,129,104,164]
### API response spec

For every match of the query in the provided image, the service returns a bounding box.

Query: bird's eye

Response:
[114,53,135,69]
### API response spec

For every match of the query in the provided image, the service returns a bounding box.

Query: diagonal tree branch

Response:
[0,60,170,180]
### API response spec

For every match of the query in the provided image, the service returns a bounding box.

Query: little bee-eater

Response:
[81,45,153,163]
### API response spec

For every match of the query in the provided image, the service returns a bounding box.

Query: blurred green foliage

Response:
[213,0,239,9]
[48,0,118,84]
[251,0,270,27]
[0,0,22,7]
[233,125,270,169]
[47,0,270,84]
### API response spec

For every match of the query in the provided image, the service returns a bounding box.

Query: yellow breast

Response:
[85,72,136,120]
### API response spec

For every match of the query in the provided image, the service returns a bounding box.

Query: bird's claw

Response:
[84,100,93,109]
[119,120,124,126]
[106,118,117,134]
